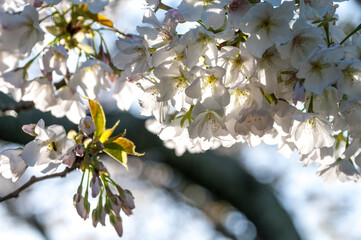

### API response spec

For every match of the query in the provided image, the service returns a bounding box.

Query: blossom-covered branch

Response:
[1,0,361,238]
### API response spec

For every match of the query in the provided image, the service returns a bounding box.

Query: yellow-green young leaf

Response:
[106,130,127,143]
[96,13,114,28]
[112,137,144,156]
[103,137,144,169]
[79,5,114,28]
[88,99,106,140]
[99,120,120,143]
[103,142,129,169]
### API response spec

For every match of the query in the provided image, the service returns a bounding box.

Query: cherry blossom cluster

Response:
[0,0,360,237]
[127,0,361,183]
[0,0,360,192]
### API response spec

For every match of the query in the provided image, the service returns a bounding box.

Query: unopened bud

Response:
[120,189,135,211]
[67,130,77,139]
[92,208,99,227]
[75,145,85,157]
[79,116,96,136]
[73,193,89,220]
[62,152,76,168]
[110,195,121,216]
[99,206,106,226]
[91,175,102,198]
[104,198,111,214]
[22,124,37,136]
[110,214,123,237]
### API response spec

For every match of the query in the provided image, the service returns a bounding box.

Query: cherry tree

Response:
[0,0,360,237]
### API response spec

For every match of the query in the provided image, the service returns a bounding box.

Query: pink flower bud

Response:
[62,152,76,168]
[92,204,106,227]
[110,196,121,216]
[91,175,102,198]
[22,124,37,136]
[99,207,106,226]
[110,214,123,237]
[73,193,89,220]
[92,209,99,227]
[120,189,135,213]
[79,116,96,136]
[75,145,84,157]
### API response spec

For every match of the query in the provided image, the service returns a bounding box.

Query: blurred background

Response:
[1,0,361,239]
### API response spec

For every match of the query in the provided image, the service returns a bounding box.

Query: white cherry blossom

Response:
[345,33,361,60]
[177,0,231,30]
[227,0,253,27]
[240,1,294,58]
[290,113,334,155]
[256,46,291,94]
[50,86,86,124]
[112,71,142,111]
[185,66,229,110]
[40,46,68,76]
[340,101,361,138]
[69,60,112,99]
[22,78,57,112]
[188,108,228,151]
[0,69,25,102]
[277,19,324,68]
[0,148,27,182]
[0,5,44,55]
[137,9,178,49]
[22,119,76,174]
[112,36,151,77]
[217,44,256,88]
[317,159,361,183]
[153,61,193,111]
[337,59,361,101]
[296,45,344,95]
[138,77,170,123]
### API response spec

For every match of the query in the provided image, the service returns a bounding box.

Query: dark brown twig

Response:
[0,166,76,202]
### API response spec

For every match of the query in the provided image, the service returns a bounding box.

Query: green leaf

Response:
[103,137,144,169]
[112,137,143,156]
[103,142,129,169]
[88,99,105,140]
[99,120,120,143]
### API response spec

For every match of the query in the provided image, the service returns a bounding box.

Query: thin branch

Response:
[0,166,76,202]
